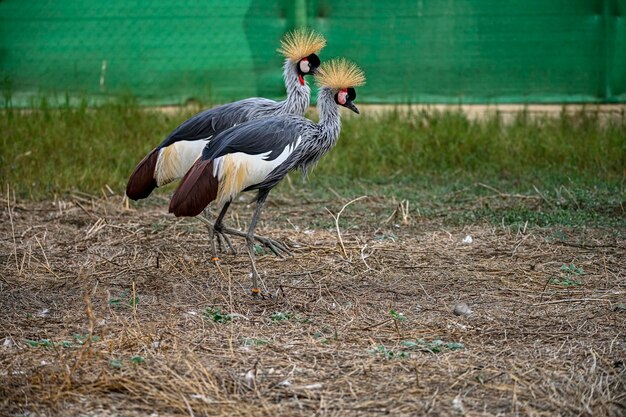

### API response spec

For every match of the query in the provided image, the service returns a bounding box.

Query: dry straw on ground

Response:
[1,190,624,416]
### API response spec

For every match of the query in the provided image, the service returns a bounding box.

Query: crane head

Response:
[297,53,321,85]
[316,58,366,114]
[277,28,326,85]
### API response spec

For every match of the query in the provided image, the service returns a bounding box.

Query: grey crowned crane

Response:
[125,28,326,200]
[168,58,366,295]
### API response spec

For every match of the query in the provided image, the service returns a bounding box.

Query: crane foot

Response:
[253,235,292,258]
[210,228,236,258]
[219,226,292,258]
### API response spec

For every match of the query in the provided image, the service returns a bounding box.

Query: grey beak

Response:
[309,66,318,76]
[345,100,360,114]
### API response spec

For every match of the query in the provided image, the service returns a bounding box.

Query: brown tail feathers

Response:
[169,159,218,217]
[126,149,159,200]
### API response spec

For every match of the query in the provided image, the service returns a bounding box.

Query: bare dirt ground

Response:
[1,194,625,416]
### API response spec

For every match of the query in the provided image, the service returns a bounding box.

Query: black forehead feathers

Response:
[306,53,320,68]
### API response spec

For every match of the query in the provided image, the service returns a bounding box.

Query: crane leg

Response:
[246,191,269,296]
[202,200,291,259]
[205,202,235,259]
[211,198,291,257]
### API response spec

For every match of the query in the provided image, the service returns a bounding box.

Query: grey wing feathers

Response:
[201,115,311,162]
[157,98,275,149]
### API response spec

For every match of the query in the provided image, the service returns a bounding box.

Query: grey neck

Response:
[279,59,310,115]
[317,87,341,143]
[293,87,342,179]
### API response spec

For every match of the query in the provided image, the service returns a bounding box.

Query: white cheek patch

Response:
[299,60,309,73]
[338,91,348,105]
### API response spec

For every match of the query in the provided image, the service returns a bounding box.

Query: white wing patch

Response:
[155,138,210,186]
[213,136,302,206]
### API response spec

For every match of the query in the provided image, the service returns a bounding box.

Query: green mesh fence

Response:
[1,0,624,106]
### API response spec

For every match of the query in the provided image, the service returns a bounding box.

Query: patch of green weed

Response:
[402,339,465,353]
[270,311,292,322]
[108,289,139,308]
[25,339,54,348]
[550,263,585,286]
[109,356,146,369]
[243,338,271,347]
[389,309,407,322]
[109,359,123,369]
[204,307,232,324]
[369,338,463,359]
[313,332,330,344]
[368,345,410,359]
[26,334,99,349]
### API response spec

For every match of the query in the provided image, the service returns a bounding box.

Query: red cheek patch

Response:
[298,74,304,85]
[338,91,348,104]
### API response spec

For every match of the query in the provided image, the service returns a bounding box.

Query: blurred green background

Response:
[1,0,625,107]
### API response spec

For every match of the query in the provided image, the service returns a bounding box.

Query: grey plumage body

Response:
[172,86,341,212]
[125,59,313,200]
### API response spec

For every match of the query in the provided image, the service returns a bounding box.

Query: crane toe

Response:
[217,226,292,258]
[254,236,292,258]
[209,229,236,259]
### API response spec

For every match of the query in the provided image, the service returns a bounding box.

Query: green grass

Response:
[318,109,625,180]
[1,98,199,199]
[1,100,624,228]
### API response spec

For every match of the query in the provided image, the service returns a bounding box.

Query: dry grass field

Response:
[1,191,624,416]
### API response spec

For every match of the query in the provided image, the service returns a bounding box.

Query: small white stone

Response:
[190,394,212,403]
[278,379,292,388]
[452,395,466,413]
[37,309,50,318]
[453,302,473,316]
[462,235,473,244]
[244,369,256,389]
[3,337,13,349]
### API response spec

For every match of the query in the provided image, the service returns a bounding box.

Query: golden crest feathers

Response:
[315,58,366,89]
[277,28,326,62]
